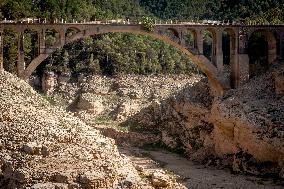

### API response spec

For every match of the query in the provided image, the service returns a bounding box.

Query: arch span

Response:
[22,27,225,95]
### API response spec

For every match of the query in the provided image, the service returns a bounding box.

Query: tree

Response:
[141,16,155,32]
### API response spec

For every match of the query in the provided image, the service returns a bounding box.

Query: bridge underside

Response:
[0,23,283,96]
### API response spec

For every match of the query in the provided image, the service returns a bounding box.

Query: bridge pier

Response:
[196,29,203,54]
[0,31,3,71]
[237,54,249,86]
[237,29,250,86]
[59,29,66,47]
[17,32,25,77]
[38,29,46,54]
[230,36,239,88]
[216,30,223,73]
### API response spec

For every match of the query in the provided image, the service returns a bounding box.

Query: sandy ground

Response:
[119,147,284,189]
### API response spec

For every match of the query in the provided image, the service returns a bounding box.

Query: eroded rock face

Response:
[117,63,284,178]
[0,71,152,188]
[77,93,105,114]
[211,63,284,177]
[124,79,215,160]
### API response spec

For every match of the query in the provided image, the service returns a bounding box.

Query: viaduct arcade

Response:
[0,22,283,95]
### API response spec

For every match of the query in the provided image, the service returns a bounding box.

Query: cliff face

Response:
[211,63,284,177]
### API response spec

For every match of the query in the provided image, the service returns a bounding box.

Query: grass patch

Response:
[42,95,56,105]
[95,116,113,124]
[93,116,130,131]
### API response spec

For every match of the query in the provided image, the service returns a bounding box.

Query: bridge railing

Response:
[0,18,284,26]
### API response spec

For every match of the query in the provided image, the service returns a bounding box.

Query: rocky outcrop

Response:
[118,63,284,178]
[123,79,215,161]
[211,63,284,177]
[77,93,105,114]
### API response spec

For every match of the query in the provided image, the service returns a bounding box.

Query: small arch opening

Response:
[45,29,60,48]
[23,29,38,66]
[203,30,215,65]
[184,29,197,51]
[222,31,230,65]
[248,30,277,78]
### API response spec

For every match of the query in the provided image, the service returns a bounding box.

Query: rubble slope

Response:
[0,71,149,189]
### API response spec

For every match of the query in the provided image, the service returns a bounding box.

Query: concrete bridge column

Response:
[38,29,46,54]
[237,28,250,85]
[216,30,224,73]
[196,29,203,54]
[17,32,25,77]
[0,31,3,71]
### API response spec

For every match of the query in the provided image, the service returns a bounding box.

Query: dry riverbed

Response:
[119,147,284,189]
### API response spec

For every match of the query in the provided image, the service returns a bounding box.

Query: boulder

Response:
[151,170,171,188]
[77,93,105,114]
[22,142,42,155]
[42,71,57,96]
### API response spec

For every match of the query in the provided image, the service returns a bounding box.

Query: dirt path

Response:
[119,147,283,189]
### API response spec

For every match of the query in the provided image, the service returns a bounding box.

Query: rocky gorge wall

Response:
[34,63,284,179]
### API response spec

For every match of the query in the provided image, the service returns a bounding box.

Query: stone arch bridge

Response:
[0,22,283,95]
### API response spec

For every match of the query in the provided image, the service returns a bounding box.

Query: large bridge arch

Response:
[20,27,225,94]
